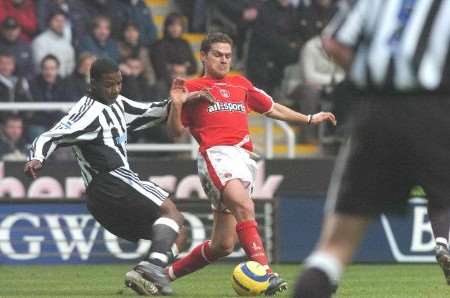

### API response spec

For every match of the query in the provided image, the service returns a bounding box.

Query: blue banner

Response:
[0,201,272,264]
[277,196,437,263]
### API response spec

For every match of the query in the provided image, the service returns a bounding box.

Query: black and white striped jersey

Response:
[29,95,170,186]
[326,0,450,92]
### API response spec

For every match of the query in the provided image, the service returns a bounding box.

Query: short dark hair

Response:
[2,113,22,125]
[91,15,111,31]
[200,32,233,54]
[90,58,119,81]
[47,9,67,25]
[163,12,184,37]
[40,54,60,68]
[1,16,19,29]
[0,49,14,59]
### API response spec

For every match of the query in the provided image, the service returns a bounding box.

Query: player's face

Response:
[202,42,232,79]
[92,71,122,104]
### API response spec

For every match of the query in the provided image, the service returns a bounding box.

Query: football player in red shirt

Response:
[163,32,336,295]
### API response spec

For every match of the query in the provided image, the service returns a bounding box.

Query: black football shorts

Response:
[86,172,169,242]
[327,94,450,216]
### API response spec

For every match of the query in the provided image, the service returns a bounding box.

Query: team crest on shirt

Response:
[115,132,127,145]
[219,88,231,98]
[60,120,73,129]
[207,101,246,113]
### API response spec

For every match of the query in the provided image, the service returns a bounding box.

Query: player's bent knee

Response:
[240,199,255,213]
[211,241,235,257]
[160,198,184,226]
[232,199,255,221]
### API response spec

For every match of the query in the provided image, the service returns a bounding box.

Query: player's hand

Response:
[170,77,215,104]
[24,159,43,179]
[170,77,189,105]
[186,90,215,104]
[311,112,337,126]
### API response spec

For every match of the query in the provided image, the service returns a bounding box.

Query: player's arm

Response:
[167,78,213,138]
[245,77,335,126]
[122,81,212,132]
[25,107,101,178]
[121,96,171,131]
[321,0,368,69]
[166,78,187,139]
[321,37,353,70]
[266,103,336,126]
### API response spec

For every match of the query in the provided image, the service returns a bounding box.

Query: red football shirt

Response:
[182,75,274,152]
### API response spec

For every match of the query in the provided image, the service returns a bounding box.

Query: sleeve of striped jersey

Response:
[323,0,369,48]
[29,108,101,162]
[121,96,170,131]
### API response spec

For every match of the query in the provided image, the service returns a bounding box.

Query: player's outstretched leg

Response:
[166,210,237,281]
[125,268,159,296]
[223,179,288,295]
[130,261,173,295]
[125,198,184,296]
[428,204,450,285]
[294,214,369,298]
[436,243,450,285]
[264,272,288,296]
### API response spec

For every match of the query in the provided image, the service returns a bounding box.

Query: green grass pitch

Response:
[0,264,448,297]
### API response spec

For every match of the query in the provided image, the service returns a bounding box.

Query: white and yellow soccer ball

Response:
[231,261,270,296]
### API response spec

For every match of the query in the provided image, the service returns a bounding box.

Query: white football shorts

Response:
[198,145,258,212]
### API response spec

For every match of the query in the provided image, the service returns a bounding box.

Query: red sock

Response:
[236,220,271,273]
[167,240,219,280]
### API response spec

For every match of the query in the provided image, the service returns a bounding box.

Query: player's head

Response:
[200,32,233,79]
[90,58,121,105]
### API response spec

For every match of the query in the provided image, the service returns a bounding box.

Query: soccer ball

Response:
[231,261,270,296]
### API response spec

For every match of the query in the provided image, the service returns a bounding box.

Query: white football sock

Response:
[305,251,343,286]
[436,237,448,249]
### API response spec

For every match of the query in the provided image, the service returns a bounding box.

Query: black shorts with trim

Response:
[86,172,166,242]
[329,94,450,216]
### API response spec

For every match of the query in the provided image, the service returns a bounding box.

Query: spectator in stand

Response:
[0,50,32,142]
[155,62,189,98]
[118,21,156,87]
[62,52,96,102]
[120,0,157,47]
[36,0,86,47]
[290,35,346,143]
[0,16,33,79]
[32,10,75,78]
[300,36,345,90]
[174,0,207,33]
[246,0,302,94]
[120,56,156,101]
[120,55,170,147]
[78,0,126,41]
[0,113,27,161]
[77,15,120,63]
[29,54,66,139]
[151,13,197,93]
[0,0,37,42]
[170,64,188,81]
[209,0,264,61]
[297,0,337,44]
[0,51,32,103]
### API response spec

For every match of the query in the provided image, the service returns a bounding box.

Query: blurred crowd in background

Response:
[0,0,353,161]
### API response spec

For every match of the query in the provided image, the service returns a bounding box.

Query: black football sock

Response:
[294,268,333,298]
[428,205,450,249]
[294,251,343,297]
[148,217,180,267]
